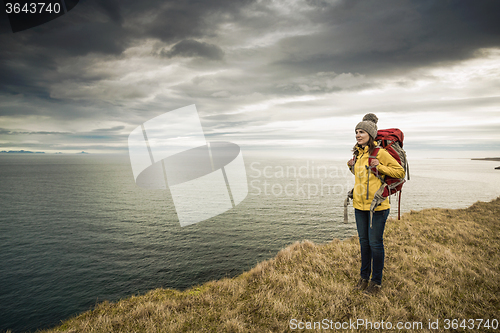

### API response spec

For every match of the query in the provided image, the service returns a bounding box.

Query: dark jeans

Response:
[355,208,390,285]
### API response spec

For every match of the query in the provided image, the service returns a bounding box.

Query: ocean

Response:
[1,154,499,332]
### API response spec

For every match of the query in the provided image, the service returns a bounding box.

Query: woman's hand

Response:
[370,159,379,167]
[348,158,355,166]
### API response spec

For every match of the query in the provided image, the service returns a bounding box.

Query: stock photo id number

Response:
[3,0,79,32]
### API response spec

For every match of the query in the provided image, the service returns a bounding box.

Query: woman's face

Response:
[355,129,370,146]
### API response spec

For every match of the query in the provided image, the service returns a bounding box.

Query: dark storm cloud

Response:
[273,0,500,75]
[0,3,126,98]
[139,0,254,43]
[0,0,253,96]
[162,40,224,60]
[2,0,498,100]
[32,22,126,57]
[95,0,123,25]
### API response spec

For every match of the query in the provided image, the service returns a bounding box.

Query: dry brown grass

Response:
[44,198,500,333]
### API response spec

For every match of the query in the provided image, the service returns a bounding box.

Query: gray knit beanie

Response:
[355,113,378,139]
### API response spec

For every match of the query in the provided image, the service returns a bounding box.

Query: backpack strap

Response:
[364,147,381,200]
[345,151,357,223]
[368,147,385,182]
[350,150,358,174]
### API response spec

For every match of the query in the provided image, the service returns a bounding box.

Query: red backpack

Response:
[344,128,409,223]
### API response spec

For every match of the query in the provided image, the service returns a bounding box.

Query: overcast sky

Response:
[1,0,499,158]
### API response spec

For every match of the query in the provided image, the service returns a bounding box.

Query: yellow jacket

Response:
[348,145,405,211]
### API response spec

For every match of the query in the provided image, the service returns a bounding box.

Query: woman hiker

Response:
[347,113,405,296]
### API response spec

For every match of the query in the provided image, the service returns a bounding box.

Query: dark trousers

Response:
[355,208,390,285]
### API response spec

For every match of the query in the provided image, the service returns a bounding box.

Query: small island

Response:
[471,157,500,170]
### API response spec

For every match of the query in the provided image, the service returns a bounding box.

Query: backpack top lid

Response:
[375,128,404,148]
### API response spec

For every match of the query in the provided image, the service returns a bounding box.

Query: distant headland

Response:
[0,150,90,154]
[471,157,500,169]
[0,150,45,154]
[471,157,500,161]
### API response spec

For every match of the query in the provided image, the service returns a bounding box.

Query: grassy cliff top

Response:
[43,198,500,333]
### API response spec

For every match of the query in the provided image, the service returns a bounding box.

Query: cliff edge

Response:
[43,198,500,333]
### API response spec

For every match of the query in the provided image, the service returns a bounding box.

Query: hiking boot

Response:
[354,278,369,290]
[363,281,381,296]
